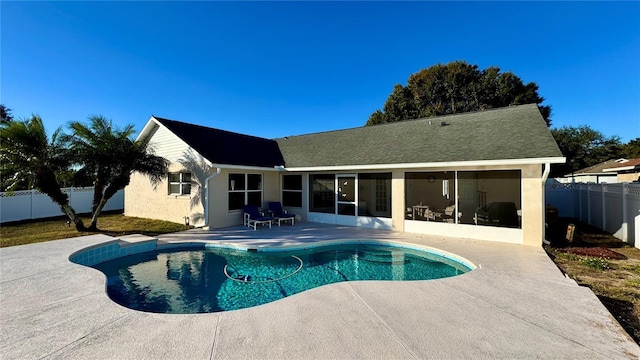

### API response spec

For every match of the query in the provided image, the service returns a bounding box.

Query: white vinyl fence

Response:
[545,181,640,248]
[0,187,124,223]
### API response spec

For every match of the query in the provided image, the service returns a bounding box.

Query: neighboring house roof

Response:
[152,117,285,168]
[566,159,626,177]
[276,104,563,169]
[603,158,640,172]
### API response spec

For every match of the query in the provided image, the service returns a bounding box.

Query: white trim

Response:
[203,167,222,228]
[565,172,618,177]
[404,220,523,244]
[308,212,337,224]
[168,172,191,195]
[307,212,393,230]
[136,116,162,142]
[210,163,282,171]
[356,216,393,230]
[284,157,566,172]
[603,165,636,172]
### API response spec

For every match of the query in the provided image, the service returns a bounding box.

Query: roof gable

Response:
[152,117,285,168]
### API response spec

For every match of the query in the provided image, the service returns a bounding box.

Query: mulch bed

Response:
[560,247,627,260]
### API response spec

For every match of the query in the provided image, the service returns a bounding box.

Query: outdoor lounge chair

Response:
[267,202,295,226]
[243,205,273,230]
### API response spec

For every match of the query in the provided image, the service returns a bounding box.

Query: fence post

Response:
[30,189,34,220]
[587,185,591,226]
[578,184,582,221]
[622,183,628,243]
[601,184,606,230]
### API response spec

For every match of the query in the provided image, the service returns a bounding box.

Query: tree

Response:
[621,137,640,159]
[365,61,551,126]
[67,115,168,231]
[550,125,623,178]
[0,115,86,230]
[0,104,14,125]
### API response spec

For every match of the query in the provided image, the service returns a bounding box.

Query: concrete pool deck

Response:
[1,223,638,359]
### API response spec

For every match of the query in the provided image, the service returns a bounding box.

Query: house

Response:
[125,104,565,246]
[558,159,624,184]
[603,158,640,183]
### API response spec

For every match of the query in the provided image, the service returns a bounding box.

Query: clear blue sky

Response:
[2,1,639,143]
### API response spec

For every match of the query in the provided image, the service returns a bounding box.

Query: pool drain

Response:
[223,255,303,284]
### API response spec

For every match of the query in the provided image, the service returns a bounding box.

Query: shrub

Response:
[581,257,610,270]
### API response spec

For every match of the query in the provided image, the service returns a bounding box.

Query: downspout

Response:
[541,163,551,244]
[542,162,551,183]
[202,168,222,228]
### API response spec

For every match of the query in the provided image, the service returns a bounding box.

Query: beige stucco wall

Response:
[126,165,285,229]
[391,169,405,232]
[618,172,640,183]
[125,163,204,226]
[206,169,281,229]
[521,164,545,246]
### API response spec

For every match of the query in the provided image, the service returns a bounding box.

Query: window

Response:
[282,175,302,207]
[168,172,191,195]
[404,170,522,228]
[358,173,391,217]
[458,170,521,228]
[309,174,335,213]
[229,173,262,211]
[405,172,455,222]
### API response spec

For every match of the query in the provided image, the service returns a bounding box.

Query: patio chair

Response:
[267,202,295,226]
[440,204,462,223]
[243,205,273,230]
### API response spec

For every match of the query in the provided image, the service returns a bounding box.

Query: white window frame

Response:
[168,172,191,195]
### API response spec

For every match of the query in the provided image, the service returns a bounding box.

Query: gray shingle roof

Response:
[275,104,563,168]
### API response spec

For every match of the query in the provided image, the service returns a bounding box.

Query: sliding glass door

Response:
[337,175,356,216]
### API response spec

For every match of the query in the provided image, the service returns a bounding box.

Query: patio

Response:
[1,223,638,359]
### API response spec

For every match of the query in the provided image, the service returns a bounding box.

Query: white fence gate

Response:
[545,181,640,248]
[0,187,124,223]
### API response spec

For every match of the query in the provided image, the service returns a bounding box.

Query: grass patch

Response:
[581,257,611,270]
[545,218,640,344]
[0,214,189,247]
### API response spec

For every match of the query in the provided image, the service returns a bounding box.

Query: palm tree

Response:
[0,115,86,230]
[67,115,168,230]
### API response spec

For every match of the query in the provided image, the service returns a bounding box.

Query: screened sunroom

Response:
[404,170,522,228]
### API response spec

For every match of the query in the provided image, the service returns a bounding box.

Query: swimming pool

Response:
[85,242,474,313]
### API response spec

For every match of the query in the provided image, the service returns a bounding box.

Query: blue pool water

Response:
[92,243,473,313]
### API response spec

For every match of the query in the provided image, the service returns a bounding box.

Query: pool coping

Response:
[1,223,639,359]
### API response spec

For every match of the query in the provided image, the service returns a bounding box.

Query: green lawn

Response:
[0,214,188,247]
